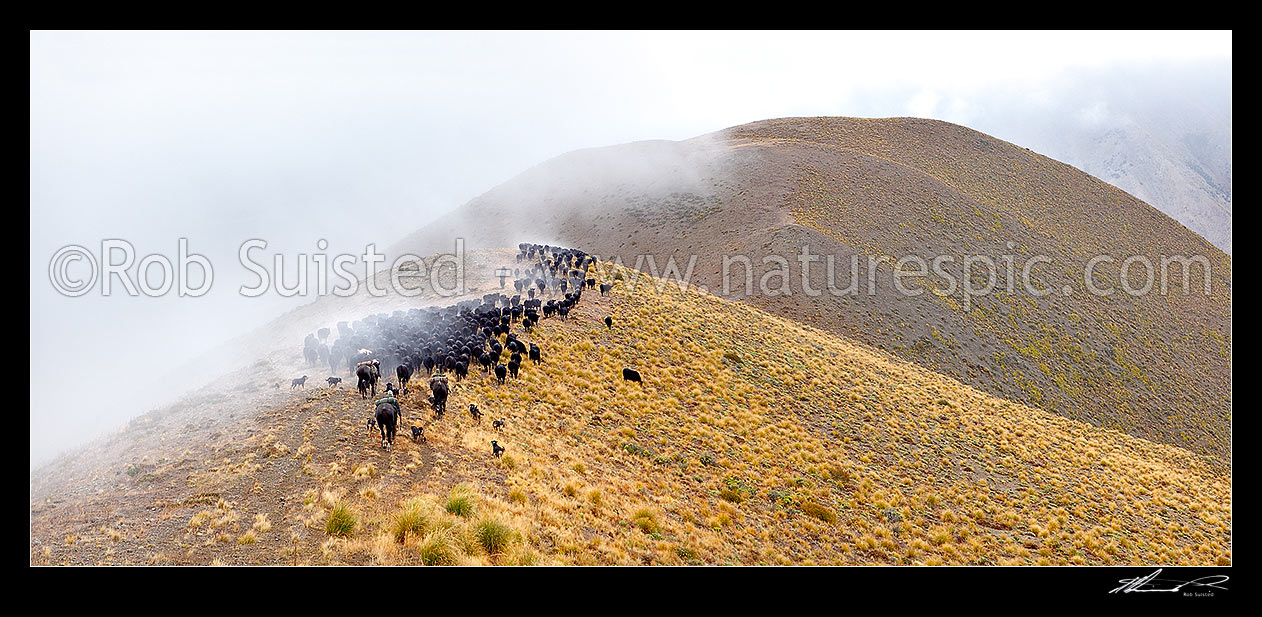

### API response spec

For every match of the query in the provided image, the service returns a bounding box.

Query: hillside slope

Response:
[387,117,1232,459]
[31,259,1230,566]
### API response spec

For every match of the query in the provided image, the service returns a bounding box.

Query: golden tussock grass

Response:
[181,260,1228,566]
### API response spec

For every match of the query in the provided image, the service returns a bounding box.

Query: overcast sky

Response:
[29,30,1232,467]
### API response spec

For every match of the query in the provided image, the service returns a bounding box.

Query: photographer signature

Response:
[1110,569,1230,594]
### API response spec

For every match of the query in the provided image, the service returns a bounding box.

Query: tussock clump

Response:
[507,545,541,565]
[252,513,272,533]
[417,531,457,566]
[825,464,852,485]
[474,518,515,556]
[802,501,837,524]
[720,476,756,503]
[445,487,476,518]
[326,503,357,537]
[632,509,659,534]
[391,500,429,543]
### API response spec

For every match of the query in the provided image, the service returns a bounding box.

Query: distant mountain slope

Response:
[388,117,1232,459]
[964,68,1233,254]
[1045,122,1232,254]
[29,259,1231,565]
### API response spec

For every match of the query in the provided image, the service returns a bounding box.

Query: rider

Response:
[375,386,401,417]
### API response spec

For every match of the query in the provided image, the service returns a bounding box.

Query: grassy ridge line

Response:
[382,117,1231,459]
[725,119,1230,459]
[42,259,1224,565]
[305,262,1228,566]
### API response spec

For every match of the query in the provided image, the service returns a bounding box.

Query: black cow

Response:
[600,283,612,295]
[604,315,613,329]
[622,368,642,383]
[375,398,399,447]
[429,375,449,416]
[396,364,412,390]
[529,343,541,365]
[494,363,507,384]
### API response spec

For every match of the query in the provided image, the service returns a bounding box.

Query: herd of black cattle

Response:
[286,244,639,453]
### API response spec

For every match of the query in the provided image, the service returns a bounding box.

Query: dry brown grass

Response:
[32,255,1229,566]
[297,261,1227,565]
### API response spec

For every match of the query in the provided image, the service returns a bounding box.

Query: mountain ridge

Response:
[387,116,1232,459]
